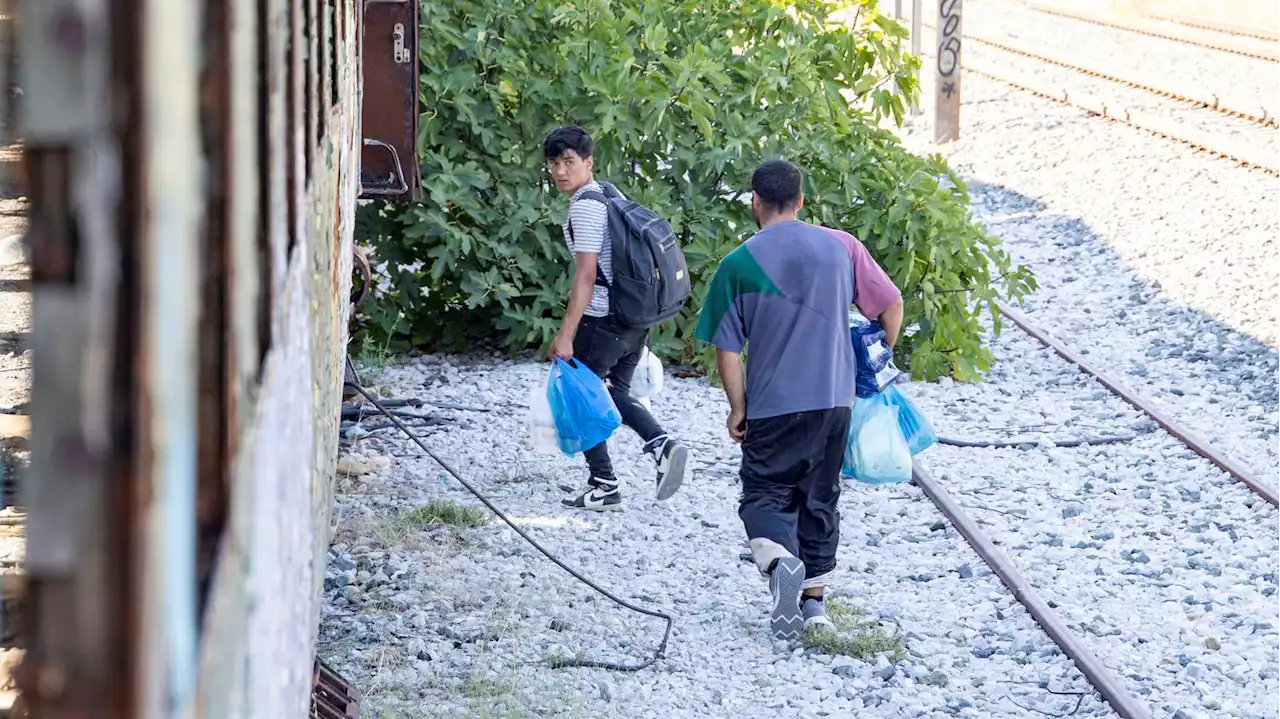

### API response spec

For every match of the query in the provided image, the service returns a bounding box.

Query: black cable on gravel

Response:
[353,384,674,672]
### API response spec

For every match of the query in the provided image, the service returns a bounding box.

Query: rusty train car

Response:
[7,0,423,716]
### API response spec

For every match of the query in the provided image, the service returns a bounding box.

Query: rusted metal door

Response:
[360,0,421,200]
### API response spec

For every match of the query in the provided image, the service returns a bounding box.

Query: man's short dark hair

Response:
[751,159,804,214]
[542,125,594,161]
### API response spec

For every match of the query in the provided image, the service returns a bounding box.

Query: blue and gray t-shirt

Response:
[694,220,857,420]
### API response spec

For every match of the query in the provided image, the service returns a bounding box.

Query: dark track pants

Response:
[739,407,851,587]
[572,315,666,486]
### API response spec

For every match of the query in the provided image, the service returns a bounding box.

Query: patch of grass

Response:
[351,334,399,397]
[825,597,868,627]
[346,500,489,551]
[403,499,490,528]
[802,596,907,661]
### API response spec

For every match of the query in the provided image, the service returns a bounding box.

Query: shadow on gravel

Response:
[966,178,1279,422]
[967,179,1048,216]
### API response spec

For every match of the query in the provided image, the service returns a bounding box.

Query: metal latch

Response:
[393,23,409,64]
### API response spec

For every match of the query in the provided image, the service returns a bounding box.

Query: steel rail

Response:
[912,462,1153,719]
[1024,2,1278,63]
[956,30,1279,127]
[997,302,1279,507]
[966,63,1280,176]
[1139,12,1279,43]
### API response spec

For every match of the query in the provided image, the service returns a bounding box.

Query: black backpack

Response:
[569,181,691,328]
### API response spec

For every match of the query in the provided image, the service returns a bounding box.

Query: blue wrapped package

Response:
[849,312,903,398]
[546,358,622,456]
[841,393,913,484]
[883,385,938,456]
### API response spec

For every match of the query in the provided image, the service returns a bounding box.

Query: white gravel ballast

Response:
[896,69,1278,487]
[886,17,1280,713]
[910,324,1280,719]
[320,356,1117,719]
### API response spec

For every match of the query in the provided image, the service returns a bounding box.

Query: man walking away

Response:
[695,159,857,639]
[542,125,689,512]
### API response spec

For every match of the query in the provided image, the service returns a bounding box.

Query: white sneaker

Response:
[561,483,624,512]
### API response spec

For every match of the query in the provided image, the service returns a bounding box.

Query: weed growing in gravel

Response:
[802,597,907,661]
[463,676,519,699]
[359,645,412,707]
[403,499,490,528]
[357,333,394,373]
[336,501,485,553]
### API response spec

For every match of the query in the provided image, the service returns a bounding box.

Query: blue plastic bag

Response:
[546,358,622,456]
[882,385,938,456]
[841,393,913,484]
[849,312,904,398]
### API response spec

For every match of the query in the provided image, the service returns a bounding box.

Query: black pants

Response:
[572,315,666,486]
[739,407,851,584]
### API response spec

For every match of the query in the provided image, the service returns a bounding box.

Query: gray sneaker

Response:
[802,596,834,630]
[768,557,806,640]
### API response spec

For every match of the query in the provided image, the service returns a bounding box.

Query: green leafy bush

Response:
[355,0,1036,380]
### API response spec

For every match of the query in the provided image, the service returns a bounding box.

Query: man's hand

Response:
[716,349,748,443]
[727,406,747,443]
[549,332,574,361]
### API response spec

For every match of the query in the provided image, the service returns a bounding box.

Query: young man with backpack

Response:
[695,159,901,640]
[542,125,691,511]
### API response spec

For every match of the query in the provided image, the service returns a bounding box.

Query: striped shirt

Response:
[561,181,615,318]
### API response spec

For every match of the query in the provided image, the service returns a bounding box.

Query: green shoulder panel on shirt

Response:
[694,244,783,343]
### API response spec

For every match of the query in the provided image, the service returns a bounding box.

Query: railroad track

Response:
[1023,2,1279,63]
[909,19,1278,173]
[1140,12,1279,44]
[966,64,1278,175]
[907,304,1277,719]
[956,31,1278,128]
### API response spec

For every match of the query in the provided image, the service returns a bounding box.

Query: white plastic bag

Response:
[527,368,559,455]
[630,347,665,407]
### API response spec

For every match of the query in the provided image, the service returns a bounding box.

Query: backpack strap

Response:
[566,190,613,289]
